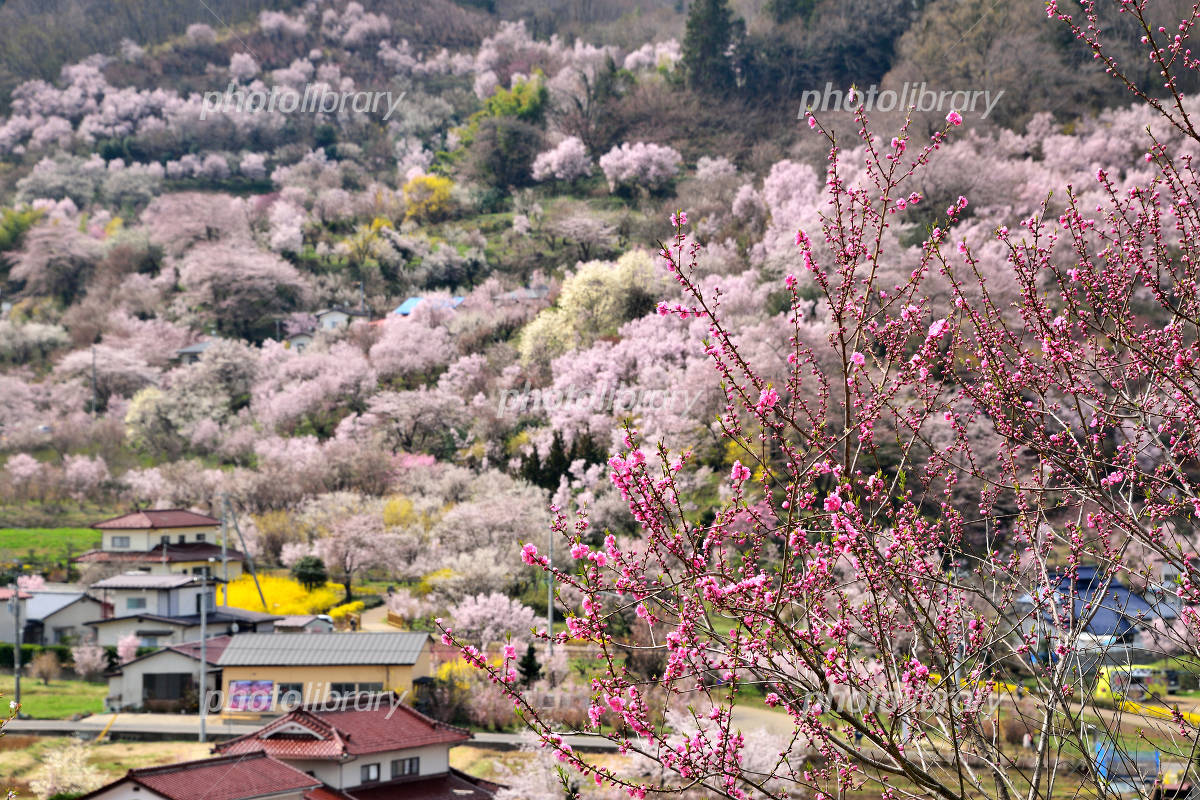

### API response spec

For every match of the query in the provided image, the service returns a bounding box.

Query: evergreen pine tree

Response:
[518,642,542,686]
[542,430,570,489]
[681,0,744,93]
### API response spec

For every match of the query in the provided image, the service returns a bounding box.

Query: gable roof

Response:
[25,592,99,621]
[91,573,208,590]
[103,752,321,800]
[217,632,429,667]
[94,509,219,530]
[215,699,469,760]
[74,542,244,565]
[1018,566,1179,638]
[175,341,216,357]
[274,615,327,628]
[112,635,234,673]
[167,634,234,665]
[314,306,368,317]
[86,608,279,628]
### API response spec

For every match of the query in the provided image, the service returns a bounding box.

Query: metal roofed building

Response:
[216,632,432,715]
[105,634,233,712]
[21,591,107,645]
[86,572,278,646]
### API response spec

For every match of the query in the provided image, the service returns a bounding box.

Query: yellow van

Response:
[1094,665,1167,702]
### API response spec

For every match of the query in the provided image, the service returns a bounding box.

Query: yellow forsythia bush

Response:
[219,574,342,615]
[327,600,365,620]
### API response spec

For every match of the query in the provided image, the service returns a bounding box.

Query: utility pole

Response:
[8,583,21,711]
[547,530,553,659]
[219,495,229,605]
[359,281,366,314]
[230,506,266,611]
[199,565,211,743]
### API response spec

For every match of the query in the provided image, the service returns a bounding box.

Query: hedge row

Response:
[0,643,156,670]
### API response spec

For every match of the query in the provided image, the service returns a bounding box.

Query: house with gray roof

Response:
[216,632,432,716]
[86,572,278,646]
[23,590,108,645]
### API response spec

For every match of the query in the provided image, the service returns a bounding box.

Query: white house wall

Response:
[107,649,219,711]
[333,744,450,789]
[40,598,105,644]
[85,782,172,800]
[102,526,218,552]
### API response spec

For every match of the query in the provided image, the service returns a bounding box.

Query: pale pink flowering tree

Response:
[531,136,593,183]
[62,454,110,502]
[71,644,108,681]
[116,633,139,663]
[16,574,45,591]
[313,513,402,601]
[598,142,682,193]
[443,7,1200,798]
[447,592,537,651]
[4,453,45,500]
[178,243,309,338]
[229,53,260,82]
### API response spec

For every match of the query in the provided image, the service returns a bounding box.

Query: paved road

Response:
[358,601,393,632]
[8,713,261,740]
[6,713,621,750]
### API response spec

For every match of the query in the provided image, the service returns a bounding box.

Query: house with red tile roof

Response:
[74,509,245,579]
[81,701,499,800]
[214,696,495,798]
[78,751,348,800]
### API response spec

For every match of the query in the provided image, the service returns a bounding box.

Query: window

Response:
[391,758,419,778]
[331,682,357,696]
[358,683,384,694]
[360,764,380,784]
[161,535,170,545]
[127,597,147,610]
[111,536,130,548]
[277,682,305,709]
[196,533,206,542]
[177,535,186,544]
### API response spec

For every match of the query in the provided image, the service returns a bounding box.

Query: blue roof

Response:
[392,296,465,316]
[393,297,424,315]
[1033,568,1177,638]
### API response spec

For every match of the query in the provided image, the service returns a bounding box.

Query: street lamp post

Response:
[8,582,21,711]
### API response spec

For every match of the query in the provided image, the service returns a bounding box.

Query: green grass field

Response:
[0,527,100,564]
[0,674,106,718]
